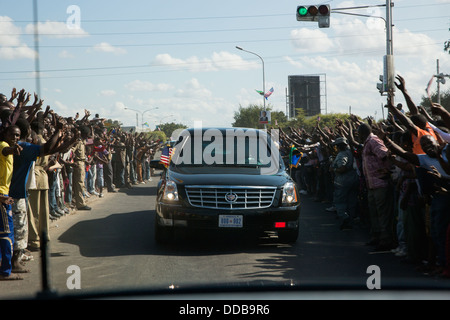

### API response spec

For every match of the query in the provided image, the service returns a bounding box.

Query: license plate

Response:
[219,215,243,228]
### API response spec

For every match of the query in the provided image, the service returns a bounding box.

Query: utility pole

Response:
[386,0,393,56]
[33,0,41,97]
[385,0,395,95]
[330,1,395,97]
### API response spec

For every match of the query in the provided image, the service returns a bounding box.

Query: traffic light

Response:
[436,73,447,85]
[296,5,330,28]
[377,75,385,95]
[377,55,396,96]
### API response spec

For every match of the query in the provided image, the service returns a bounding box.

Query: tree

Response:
[146,130,166,142]
[232,104,264,128]
[278,108,351,133]
[104,119,122,128]
[232,104,286,129]
[232,104,355,133]
[419,88,450,113]
[157,122,188,140]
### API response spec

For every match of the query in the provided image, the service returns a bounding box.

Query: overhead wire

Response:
[0,4,448,80]
[2,1,449,24]
[0,40,443,81]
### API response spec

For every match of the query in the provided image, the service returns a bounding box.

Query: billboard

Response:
[288,75,321,117]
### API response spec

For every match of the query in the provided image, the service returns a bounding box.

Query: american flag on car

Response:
[160,145,173,167]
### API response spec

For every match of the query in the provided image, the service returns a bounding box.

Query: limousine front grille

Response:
[185,185,276,210]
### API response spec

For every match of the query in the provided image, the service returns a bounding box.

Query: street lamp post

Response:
[124,107,139,128]
[141,107,159,130]
[236,46,266,109]
[158,114,174,125]
[124,107,159,131]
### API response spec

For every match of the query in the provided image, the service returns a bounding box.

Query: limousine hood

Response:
[168,170,291,187]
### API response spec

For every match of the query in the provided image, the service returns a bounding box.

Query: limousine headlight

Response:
[163,180,179,201]
[282,182,298,204]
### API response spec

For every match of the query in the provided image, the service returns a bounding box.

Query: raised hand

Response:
[9,88,17,102]
[430,103,445,115]
[394,74,406,92]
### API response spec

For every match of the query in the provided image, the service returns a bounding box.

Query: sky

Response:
[0,0,449,130]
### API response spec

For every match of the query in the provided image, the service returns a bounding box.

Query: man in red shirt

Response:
[358,123,395,251]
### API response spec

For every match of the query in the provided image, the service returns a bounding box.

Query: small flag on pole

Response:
[255,89,264,96]
[425,76,434,103]
[160,145,173,167]
[264,87,274,100]
[143,122,149,127]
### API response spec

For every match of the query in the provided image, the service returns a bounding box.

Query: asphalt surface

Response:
[1,171,450,300]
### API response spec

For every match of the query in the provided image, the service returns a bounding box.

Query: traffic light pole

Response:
[331,1,393,55]
[332,1,394,96]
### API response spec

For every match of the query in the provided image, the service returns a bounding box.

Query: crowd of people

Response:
[277,74,450,279]
[1,75,449,283]
[0,88,160,281]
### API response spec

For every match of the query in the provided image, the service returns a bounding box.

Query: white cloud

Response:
[152,52,257,72]
[0,46,35,60]
[331,16,385,54]
[174,78,212,98]
[290,28,334,53]
[283,56,303,69]
[121,78,234,128]
[91,42,127,55]
[153,53,213,72]
[25,21,89,38]
[0,16,35,59]
[99,90,116,96]
[58,50,74,58]
[211,51,256,70]
[52,100,70,113]
[124,80,173,92]
[393,28,442,57]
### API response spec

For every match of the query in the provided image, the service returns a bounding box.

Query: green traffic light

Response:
[297,6,307,16]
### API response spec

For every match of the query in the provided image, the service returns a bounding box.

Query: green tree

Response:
[146,130,167,142]
[232,104,286,129]
[158,122,188,140]
[104,119,122,128]
[419,88,450,113]
[278,108,352,133]
[232,104,355,132]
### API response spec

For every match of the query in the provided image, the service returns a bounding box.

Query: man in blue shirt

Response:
[9,118,67,272]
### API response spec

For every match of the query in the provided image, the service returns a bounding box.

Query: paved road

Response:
[1,172,449,300]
